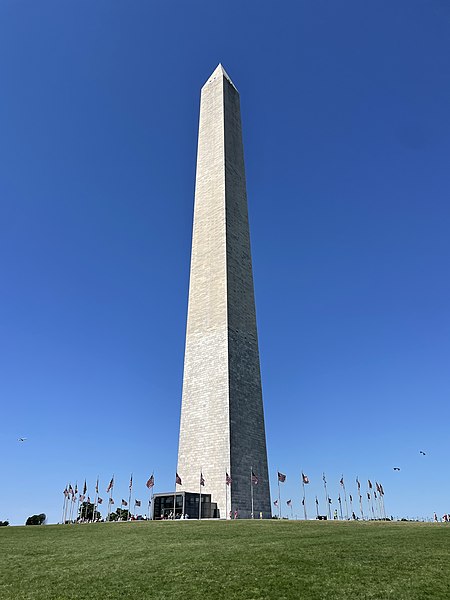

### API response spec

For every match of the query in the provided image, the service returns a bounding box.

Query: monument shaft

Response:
[177,65,271,518]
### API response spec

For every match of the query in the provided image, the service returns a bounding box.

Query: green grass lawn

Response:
[1,520,449,600]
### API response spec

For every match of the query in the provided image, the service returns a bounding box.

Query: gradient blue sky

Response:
[1,0,449,525]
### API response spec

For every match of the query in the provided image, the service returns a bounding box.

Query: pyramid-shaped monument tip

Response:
[204,64,238,91]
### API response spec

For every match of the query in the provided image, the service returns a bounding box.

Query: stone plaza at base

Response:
[175,65,272,519]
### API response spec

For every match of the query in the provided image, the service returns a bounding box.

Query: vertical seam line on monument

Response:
[222,72,232,496]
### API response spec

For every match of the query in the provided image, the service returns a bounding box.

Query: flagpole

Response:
[250,466,254,519]
[70,492,75,523]
[323,473,331,520]
[301,477,307,520]
[93,476,99,522]
[76,482,80,523]
[107,475,114,521]
[199,469,202,520]
[148,472,154,520]
[128,474,133,521]
[225,471,228,520]
[69,486,75,523]
[342,478,349,520]
[277,469,281,519]
[356,477,364,519]
[61,486,68,524]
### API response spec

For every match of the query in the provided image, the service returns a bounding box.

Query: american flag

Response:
[129,474,133,490]
[79,494,85,502]
[109,498,114,505]
[135,500,141,507]
[106,477,114,493]
[121,499,128,506]
[277,472,286,483]
[200,473,205,487]
[273,500,278,507]
[83,480,87,495]
[146,474,155,489]
[251,470,258,485]
[338,494,341,504]
[98,497,103,504]
[176,473,182,485]
[315,496,319,505]
[349,494,353,502]
[340,476,344,486]
[286,499,292,506]
[87,496,91,503]
[368,480,373,489]
[74,484,78,494]
[68,484,73,495]
[302,473,309,485]
[356,477,361,491]
[63,488,69,497]
[95,478,99,494]
[301,497,305,506]
[380,484,384,496]
[322,473,327,484]
[367,492,371,500]
[226,473,232,486]
[376,482,381,493]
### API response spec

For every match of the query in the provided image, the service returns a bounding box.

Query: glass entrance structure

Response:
[151,492,219,520]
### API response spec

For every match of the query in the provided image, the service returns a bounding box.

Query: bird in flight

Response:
[393,467,400,471]
[419,451,426,456]
[18,438,27,442]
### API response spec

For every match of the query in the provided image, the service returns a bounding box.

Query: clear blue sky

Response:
[1,0,449,525]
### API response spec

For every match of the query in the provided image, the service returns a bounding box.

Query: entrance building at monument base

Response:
[152,492,219,520]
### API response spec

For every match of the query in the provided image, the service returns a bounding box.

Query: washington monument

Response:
[176,65,271,519]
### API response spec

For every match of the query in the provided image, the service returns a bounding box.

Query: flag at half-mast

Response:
[200,473,205,487]
[315,496,319,505]
[95,477,99,494]
[135,500,141,507]
[273,499,278,507]
[251,470,258,485]
[109,498,114,504]
[176,473,182,485]
[287,499,292,506]
[121,499,128,506]
[340,476,344,486]
[106,477,114,493]
[146,474,155,489]
[278,472,286,483]
[226,473,232,486]
[302,473,310,484]
[368,480,373,489]
[98,497,103,504]
[356,477,361,491]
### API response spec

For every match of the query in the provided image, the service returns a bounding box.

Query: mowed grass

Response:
[1,520,449,600]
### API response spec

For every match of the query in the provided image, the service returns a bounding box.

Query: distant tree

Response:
[108,508,129,522]
[78,502,100,522]
[25,513,46,526]
[0,521,9,526]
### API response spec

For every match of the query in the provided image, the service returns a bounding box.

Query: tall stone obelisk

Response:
[176,65,271,519]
